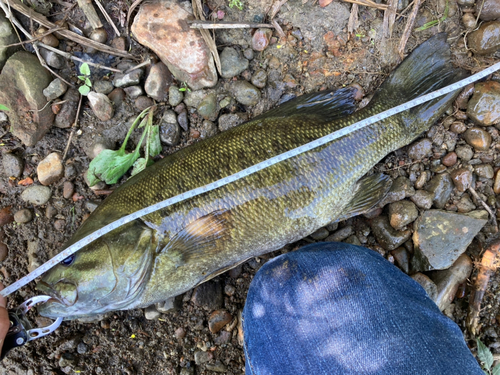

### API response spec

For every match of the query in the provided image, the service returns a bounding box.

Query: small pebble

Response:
[37,152,64,186]
[408,138,433,160]
[450,122,467,134]
[370,216,412,251]
[134,96,154,111]
[63,182,74,199]
[45,205,57,218]
[174,327,186,339]
[87,92,114,121]
[410,190,434,209]
[475,164,494,179]
[14,209,33,224]
[194,351,213,365]
[123,86,143,99]
[388,200,418,230]
[43,78,67,101]
[251,70,267,89]
[252,28,272,51]
[326,226,353,242]
[467,21,500,55]
[442,152,457,167]
[493,169,500,194]
[455,145,474,162]
[54,219,65,231]
[2,153,24,178]
[463,127,491,151]
[310,227,329,240]
[108,88,125,107]
[450,168,473,192]
[144,62,172,101]
[0,243,7,262]
[21,185,52,205]
[168,86,184,107]
[208,310,232,334]
[457,194,476,213]
[177,111,189,131]
[94,81,115,95]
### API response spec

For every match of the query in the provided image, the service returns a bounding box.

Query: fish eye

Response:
[60,254,75,266]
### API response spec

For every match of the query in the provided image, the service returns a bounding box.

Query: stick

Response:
[94,0,120,37]
[188,21,274,29]
[469,186,498,233]
[62,94,83,161]
[124,58,151,74]
[397,0,423,59]
[77,0,103,29]
[348,3,359,34]
[271,19,285,38]
[467,239,500,335]
[342,0,387,10]
[382,0,398,37]
[268,0,289,19]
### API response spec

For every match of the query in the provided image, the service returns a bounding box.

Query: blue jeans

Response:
[243,242,482,375]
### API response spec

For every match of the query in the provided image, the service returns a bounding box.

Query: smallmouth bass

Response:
[37,34,465,319]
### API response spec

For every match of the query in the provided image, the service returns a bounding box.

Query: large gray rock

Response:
[0,13,18,69]
[0,52,54,146]
[412,210,487,271]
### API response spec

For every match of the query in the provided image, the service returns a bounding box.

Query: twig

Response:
[188,21,275,29]
[62,94,83,161]
[342,0,387,10]
[124,58,151,74]
[192,0,221,76]
[469,186,498,233]
[1,0,134,59]
[77,0,103,29]
[126,0,144,47]
[382,0,398,37]
[467,238,500,335]
[397,0,423,59]
[271,19,285,38]
[94,0,120,37]
[268,0,289,19]
[348,3,359,34]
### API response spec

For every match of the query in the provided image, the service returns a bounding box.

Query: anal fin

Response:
[338,173,392,221]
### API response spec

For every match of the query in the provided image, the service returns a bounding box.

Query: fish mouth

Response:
[36,280,77,307]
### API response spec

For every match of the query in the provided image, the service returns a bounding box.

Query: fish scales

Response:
[37,34,466,319]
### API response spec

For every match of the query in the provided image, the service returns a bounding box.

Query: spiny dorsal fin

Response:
[161,210,233,267]
[337,173,392,221]
[251,86,357,123]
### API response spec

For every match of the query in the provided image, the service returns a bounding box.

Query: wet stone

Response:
[475,164,494,179]
[191,280,223,310]
[55,88,79,129]
[197,92,218,120]
[467,81,500,126]
[455,145,474,161]
[463,13,477,30]
[410,190,434,209]
[160,111,180,146]
[224,284,236,296]
[112,69,144,88]
[218,113,247,132]
[412,210,487,271]
[220,47,249,79]
[467,21,500,55]
[408,138,433,160]
[379,176,415,207]
[177,111,189,131]
[415,170,430,190]
[388,200,418,230]
[411,273,438,301]
[326,225,353,242]
[37,152,63,185]
[93,80,114,95]
[43,78,67,101]
[208,310,232,333]
[232,81,261,106]
[479,0,500,21]
[87,92,114,121]
[494,169,500,194]
[310,227,329,240]
[14,209,32,224]
[2,153,23,178]
[199,120,217,140]
[370,216,412,251]
[144,62,172,101]
[450,122,467,134]
[442,152,457,167]
[457,194,476,213]
[450,168,472,192]
[168,86,183,106]
[123,86,143,99]
[426,173,454,209]
[391,247,409,273]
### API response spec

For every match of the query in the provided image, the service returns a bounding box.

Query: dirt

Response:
[0,0,499,374]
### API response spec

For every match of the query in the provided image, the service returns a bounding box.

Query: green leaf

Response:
[478,338,494,370]
[0,104,9,111]
[85,77,92,87]
[80,62,91,76]
[79,85,90,96]
[148,125,162,157]
[492,363,500,375]
[131,157,148,176]
[87,149,140,186]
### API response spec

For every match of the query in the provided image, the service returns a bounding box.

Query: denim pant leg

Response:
[243,242,482,375]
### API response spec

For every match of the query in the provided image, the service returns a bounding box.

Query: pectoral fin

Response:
[161,210,232,267]
[338,173,392,221]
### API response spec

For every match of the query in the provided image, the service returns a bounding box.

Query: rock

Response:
[168,86,183,106]
[232,81,261,106]
[391,247,409,273]
[370,216,412,251]
[411,273,438,301]
[251,70,267,89]
[43,78,68,101]
[450,168,472,193]
[326,226,353,242]
[2,153,23,178]
[0,13,18,70]
[144,62,173,101]
[379,176,415,207]
[388,200,418,230]
[431,254,473,311]
[412,210,487,271]
[243,48,254,59]
[177,111,189,131]
[450,121,467,134]
[252,28,272,51]
[464,127,492,151]
[63,182,74,199]
[479,0,500,20]
[208,310,232,333]
[455,146,474,162]
[14,209,32,224]
[426,173,453,209]
[108,88,125,107]
[39,48,64,69]
[87,92,114,121]
[442,152,457,167]
[410,190,434,209]
[456,194,476,213]
[467,21,500,55]
[123,86,143,99]
[467,81,500,126]
[144,305,161,320]
[160,111,180,146]
[475,164,494,179]
[191,280,223,310]
[0,208,13,227]
[183,90,207,108]
[156,296,181,313]
[494,169,500,194]
[89,136,115,159]
[37,152,63,185]
[194,351,213,365]
[0,52,54,146]
[45,205,57,219]
[408,138,433,160]
[77,342,88,354]
[54,219,65,231]
[94,80,114,95]
[218,113,247,132]
[55,88,79,128]
[199,120,217,140]
[131,0,217,89]
[197,92,218,120]
[174,327,186,339]
[220,47,249,78]
[463,13,477,30]
[205,361,228,373]
[180,367,195,375]
[21,185,51,205]
[0,243,7,262]
[310,227,329,240]
[112,68,144,88]
[134,96,154,111]
[111,36,127,50]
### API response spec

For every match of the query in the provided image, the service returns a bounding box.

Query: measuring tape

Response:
[2,61,500,298]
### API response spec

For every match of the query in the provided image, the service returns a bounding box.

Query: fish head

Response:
[36,221,155,319]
